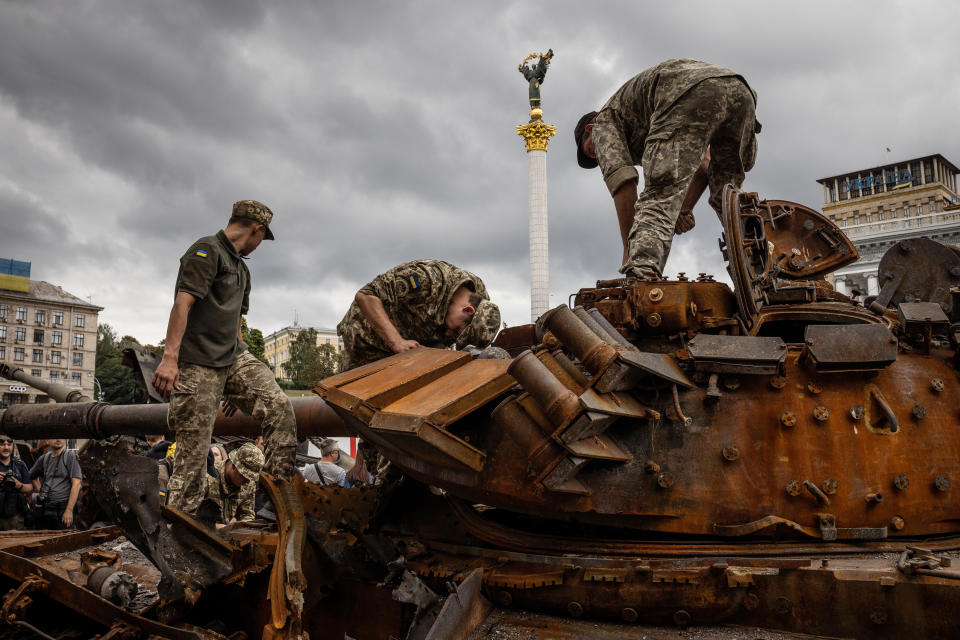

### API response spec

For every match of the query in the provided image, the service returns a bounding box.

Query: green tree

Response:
[314,343,342,380]
[241,318,267,364]
[286,328,319,389]
[95,323,140,404]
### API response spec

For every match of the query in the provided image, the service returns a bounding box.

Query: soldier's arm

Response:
[153,292,196,398]
[355,293,421,354]
[236,491,256,522]
[612,179,639,266]
[676,147,711,235]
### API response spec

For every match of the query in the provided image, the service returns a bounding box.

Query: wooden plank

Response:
[375,359,513,423]
[336,348,470,408]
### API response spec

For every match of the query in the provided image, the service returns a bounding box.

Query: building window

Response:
[31,369,41,377]
[51,351,62,365]
[13,347,24,362]
[72,372,82,385]
[0,346,4,359]
[52,331,62,345]
[929,197,937,212]
[852,211,860,225]
[33,329,44,344]
[74,334,84,348]
[73,352,82,366]
[877,206,885,221]
[35,310,45,325]
[50,371,58,381]
[15,308,26,322]
[910,162,922,186]
[924,160,934,184]
[32,349,42,363]
[0,305,6,321]
[53,311,63,326]
[918,205,924,216]
[0,326,5,341]
[75,314,85,328]
[14,327,26,342]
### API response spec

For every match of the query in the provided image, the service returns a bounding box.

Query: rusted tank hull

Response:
[322,343,960,539]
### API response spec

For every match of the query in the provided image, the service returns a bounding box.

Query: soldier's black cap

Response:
[575,111,599,169]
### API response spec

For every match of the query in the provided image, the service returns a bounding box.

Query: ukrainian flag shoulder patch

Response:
[408,274,421,289]
[195,249,209,258]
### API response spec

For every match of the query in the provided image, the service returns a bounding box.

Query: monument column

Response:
[517,50,556,322]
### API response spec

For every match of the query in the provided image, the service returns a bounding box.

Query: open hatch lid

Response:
[720,186,859,328]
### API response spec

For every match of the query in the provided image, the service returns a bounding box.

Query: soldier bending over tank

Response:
[575,58,761,279]
[337,259,501,371]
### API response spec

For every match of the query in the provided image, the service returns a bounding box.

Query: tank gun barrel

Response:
[0,396,349,439]
[0,362,93,403]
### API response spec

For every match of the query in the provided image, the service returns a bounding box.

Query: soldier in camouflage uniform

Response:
[203,443,263,526]
[153,201,297,516]
[575,59,761,279]
[337,259,501,371]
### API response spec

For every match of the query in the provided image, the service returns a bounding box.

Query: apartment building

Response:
[0,277,102,406]
[263,325,342,381]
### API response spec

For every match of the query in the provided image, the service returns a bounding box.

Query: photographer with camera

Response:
[29,438,82,530]
[0,434,32,530]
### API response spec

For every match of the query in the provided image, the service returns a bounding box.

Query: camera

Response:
[1,474,18,489]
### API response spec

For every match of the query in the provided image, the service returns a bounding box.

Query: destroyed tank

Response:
[2,186,960,639]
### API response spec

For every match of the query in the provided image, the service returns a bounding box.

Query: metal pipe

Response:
[572,306,619,346]
[586,307,636,350]
[0,363,92,403]
[552,351,590,388]
[542,305,617,375]
[535,350,583,394]
[0,396,350,439]
[507,350,581,427]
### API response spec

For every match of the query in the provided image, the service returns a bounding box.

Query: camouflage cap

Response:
[318,438,339,457]
[229,443,265,483]
[574,111,599,169]
[456,299,501,350]
[232,200,275,240]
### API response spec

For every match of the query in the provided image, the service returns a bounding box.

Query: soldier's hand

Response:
[61,509,74,528]
[152,357,179,399]
[675,211,696,235]
[220,399,240,417]
[389,338,422,354]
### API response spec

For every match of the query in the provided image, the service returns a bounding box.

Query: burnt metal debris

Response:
[2,185,960,638]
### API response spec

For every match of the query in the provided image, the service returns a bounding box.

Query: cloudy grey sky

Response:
[1,0,957,343]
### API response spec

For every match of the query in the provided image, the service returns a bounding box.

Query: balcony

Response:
[840,210,960,240]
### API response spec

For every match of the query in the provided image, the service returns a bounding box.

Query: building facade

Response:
[816,154,960,298]
[0,281,102,406]
[263,325,342,381]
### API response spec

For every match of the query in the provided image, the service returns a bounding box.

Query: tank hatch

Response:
[720,186,858,328]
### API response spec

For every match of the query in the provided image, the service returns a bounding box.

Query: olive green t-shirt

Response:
[175,230,250,367]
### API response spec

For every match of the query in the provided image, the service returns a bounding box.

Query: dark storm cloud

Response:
[0,1,957,340]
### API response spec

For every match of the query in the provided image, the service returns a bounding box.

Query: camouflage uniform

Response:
[165,200,297,515]
[590,59,760,278]
[203,443,263,524]
[337,259,501,370]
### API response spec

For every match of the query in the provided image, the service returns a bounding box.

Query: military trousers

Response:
[621,77,758,278]
[165,351,297,515]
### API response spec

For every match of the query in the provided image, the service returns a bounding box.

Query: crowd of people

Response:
[0,435,83,530]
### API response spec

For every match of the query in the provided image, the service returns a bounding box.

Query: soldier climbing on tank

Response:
[152,200,297,517]
[574,58,761,279]
[336,259,501,371]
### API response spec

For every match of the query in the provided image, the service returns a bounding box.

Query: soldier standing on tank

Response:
[336,259,501,371]
[574,58,761,279]
[152,201,297,516]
